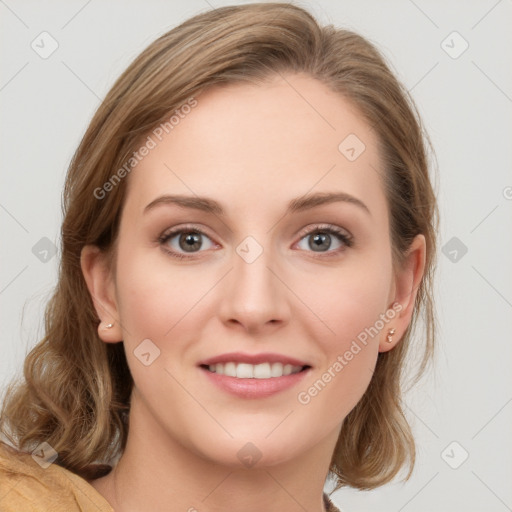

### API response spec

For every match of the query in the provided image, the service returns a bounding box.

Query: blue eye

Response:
[296,225,353,254]
[158,223,353,260]
[158,226,216,260]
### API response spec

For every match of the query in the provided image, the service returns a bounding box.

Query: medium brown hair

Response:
[0,2,438,490]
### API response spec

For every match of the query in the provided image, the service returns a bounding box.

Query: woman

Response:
[0,3,437,511]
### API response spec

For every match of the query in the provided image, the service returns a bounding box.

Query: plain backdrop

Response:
[1,1,511,511]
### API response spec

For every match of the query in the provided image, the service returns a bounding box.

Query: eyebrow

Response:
[143,191,371,216]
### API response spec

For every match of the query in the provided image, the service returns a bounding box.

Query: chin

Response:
[189,432,312,470]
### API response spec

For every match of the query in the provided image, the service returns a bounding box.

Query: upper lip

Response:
[198,352,310,367]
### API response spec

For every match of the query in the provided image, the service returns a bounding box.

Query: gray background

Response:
[1,1,511,510]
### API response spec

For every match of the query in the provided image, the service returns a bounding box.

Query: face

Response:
[84,73,420,469]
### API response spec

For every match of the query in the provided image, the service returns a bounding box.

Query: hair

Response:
[0,2,437,491]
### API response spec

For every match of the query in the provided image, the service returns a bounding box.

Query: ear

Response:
[81,244,122,343]
[379,234,426,352]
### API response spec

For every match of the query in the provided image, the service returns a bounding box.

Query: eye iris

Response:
[179,232,202,252]
[310,232,330,252]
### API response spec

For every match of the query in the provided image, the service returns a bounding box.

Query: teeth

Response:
[207,362,303,378]
[236,363,253,379]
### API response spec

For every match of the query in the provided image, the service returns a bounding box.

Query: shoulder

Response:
[0,441,114,512]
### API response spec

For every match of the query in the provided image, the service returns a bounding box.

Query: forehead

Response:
[123,73,387,220]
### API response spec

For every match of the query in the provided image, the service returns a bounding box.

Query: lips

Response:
[198,351,310,367]
[198,352,311,398]
[200,367,310,398]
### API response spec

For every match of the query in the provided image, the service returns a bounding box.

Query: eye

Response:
[158,225,217,260]
[158,223,353,260]
[295,224,353,255]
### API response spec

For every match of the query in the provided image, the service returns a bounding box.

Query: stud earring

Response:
[104,322,114,329]
[386,328,396,343]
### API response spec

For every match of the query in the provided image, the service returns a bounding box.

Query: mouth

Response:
[197,353,312,399]
[200,362,310,379]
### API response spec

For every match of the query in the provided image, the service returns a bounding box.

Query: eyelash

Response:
[157,223,353,260]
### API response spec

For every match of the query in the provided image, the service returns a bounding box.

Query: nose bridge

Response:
[220,235,288,331]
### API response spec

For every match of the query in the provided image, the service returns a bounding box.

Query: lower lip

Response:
[199,366,311,399]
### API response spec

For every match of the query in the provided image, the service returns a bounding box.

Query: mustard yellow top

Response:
[0,442,114,512]
[0,441,342,512]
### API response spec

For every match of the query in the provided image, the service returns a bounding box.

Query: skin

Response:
[81,73,425,512]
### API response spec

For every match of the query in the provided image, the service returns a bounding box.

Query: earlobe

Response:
[80,245,122,343]
[379,234,426,352]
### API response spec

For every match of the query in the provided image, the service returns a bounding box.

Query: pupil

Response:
[311,233,330,252]
[180,232,201,252]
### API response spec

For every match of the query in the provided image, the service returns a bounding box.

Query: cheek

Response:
[113,244,201,345]
[112,247,213,415]
[308,251,393,346]
[294,252,393,416]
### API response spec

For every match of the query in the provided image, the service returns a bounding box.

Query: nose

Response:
[218,241,290,335]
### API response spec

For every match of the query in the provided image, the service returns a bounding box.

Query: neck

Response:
[91,394,338,512]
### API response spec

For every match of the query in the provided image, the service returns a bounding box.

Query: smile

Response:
[204,362,305,379]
